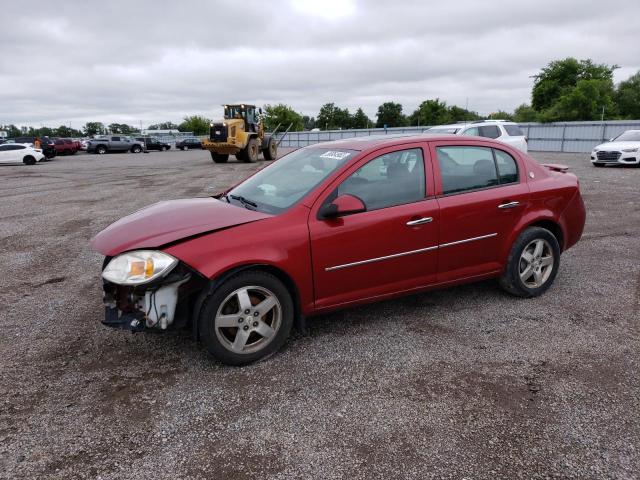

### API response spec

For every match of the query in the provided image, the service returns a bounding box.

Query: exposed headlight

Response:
[102,250,178,285]
[622,148,638,152]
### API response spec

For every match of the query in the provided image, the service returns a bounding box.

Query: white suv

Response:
[426,120,528,153]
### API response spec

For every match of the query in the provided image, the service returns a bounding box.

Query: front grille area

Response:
[596,150,621,161]
[210,124,228,142]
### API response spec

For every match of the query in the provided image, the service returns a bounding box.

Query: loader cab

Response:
[224,104,259,133]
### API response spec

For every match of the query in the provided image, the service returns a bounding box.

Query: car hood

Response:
[594,141,640,151]
[91,197,271,256]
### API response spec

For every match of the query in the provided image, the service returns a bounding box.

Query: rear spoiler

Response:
[541,163,569,173]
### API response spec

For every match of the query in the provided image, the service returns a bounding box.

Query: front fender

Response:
[162,209,314,315]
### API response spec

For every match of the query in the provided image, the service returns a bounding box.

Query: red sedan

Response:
[92,135,586,365]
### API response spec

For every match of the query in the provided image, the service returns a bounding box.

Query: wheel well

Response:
[191,264,302,340]
[528,220,564,250]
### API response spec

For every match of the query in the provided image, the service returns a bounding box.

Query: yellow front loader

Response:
[202,104,277,163]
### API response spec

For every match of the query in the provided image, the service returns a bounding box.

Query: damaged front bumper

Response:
[101,262,205,332]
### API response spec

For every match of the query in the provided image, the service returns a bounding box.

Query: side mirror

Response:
[318,194,366,219]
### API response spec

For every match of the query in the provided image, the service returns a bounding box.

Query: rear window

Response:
[504,125,524,136]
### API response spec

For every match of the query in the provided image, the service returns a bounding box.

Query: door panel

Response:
[310,200,440,308]
[430,142,530,282]
[309,143,439,309]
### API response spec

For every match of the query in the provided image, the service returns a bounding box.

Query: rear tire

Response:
[199,270,294,366]
[131,145,142,153]
[211,152,229,163]
[23,155,36,165]
[244,138,259,163]
[263,137,277,161]
[499,227,560,298]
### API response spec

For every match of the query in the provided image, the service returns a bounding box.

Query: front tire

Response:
[211,152,229,163]
[244,138,259,163]
[499,227,560,298]
[199,271,294,366]
[96,145,107,155]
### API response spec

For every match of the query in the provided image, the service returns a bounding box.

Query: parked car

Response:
[590,130,640,167]
[135,137,171,151]
[52,138,78,155]
[176,137,203,150]
[10,136,56,159]
[426,120,528,153]
[80,140,90,151]
[91,134,585,365]
[0,143,46,165]
[87,136,144,154]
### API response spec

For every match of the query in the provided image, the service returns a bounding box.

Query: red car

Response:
[92,135,586,365]
[52,138,78,155]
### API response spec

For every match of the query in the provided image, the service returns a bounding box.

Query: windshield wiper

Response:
[229,194,258,209]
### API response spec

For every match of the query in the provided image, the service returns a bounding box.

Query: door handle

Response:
[406,217,433,226]
[498,201,520,209]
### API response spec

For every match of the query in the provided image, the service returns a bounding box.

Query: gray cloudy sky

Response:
[1,0,638,128]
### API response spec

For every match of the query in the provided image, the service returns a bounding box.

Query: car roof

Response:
[305,133,462,151]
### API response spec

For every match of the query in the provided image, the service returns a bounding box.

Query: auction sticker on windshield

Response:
[319,151,352,160]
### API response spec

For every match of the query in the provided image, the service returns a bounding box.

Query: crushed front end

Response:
[100,253,206,332]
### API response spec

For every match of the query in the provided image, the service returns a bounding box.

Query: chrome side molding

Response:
[325,233,497,271]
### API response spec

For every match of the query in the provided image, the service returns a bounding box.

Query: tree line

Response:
[263,58,640,131]
[3,57,639,138]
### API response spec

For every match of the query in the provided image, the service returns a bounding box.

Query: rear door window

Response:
[436,146,499,195]
[494,149,519,184]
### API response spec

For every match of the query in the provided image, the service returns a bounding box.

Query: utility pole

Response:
[601,106,605,122]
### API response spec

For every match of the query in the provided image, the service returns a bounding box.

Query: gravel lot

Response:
[0,147,638,479]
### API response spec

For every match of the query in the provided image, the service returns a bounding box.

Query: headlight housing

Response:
[102,250,178,285]
[622,147,638,152]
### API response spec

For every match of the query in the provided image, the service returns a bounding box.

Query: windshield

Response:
[612,130,640,142]
[226,147,356,214]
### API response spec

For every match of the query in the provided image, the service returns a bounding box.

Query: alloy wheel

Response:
[519,239,554,288]
[214,286,282,354]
